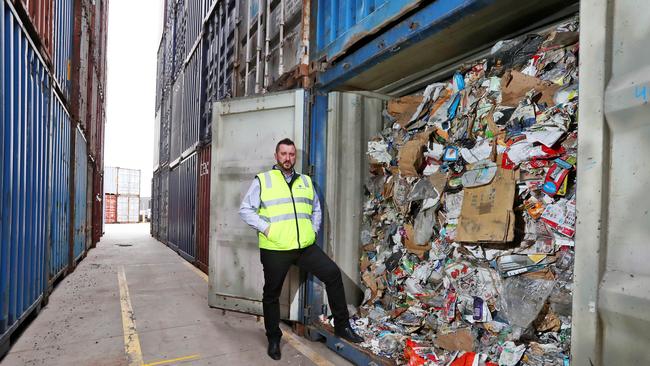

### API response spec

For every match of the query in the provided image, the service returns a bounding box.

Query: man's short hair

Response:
[275,138,295,153]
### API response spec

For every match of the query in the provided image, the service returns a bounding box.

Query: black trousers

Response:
[260,244,350,341]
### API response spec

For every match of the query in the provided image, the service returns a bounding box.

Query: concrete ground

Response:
[0,224,353,366]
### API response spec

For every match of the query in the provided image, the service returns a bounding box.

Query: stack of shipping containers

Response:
[0,0,108,356]
[103,167,141,224]
[151,0,309,272]
[153,0,650,365]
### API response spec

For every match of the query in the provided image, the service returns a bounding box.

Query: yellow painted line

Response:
[143,354,201,366]
[185,261,333,366]
[183,261,208,282]
[118,266,145,366]
[280,324,336,366]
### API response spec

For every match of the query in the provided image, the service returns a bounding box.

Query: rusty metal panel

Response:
[70,0,90,131]
[196,145,211,273]
[14,0,54,60]
[73,128,88,260]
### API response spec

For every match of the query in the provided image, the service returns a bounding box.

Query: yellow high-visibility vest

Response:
[257,170,316,250]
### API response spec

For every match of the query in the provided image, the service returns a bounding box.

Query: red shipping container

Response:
[104,193,117,224]
[196,145,211,274]
[14,0,54,59]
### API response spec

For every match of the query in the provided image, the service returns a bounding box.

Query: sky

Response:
[105,0,164,198]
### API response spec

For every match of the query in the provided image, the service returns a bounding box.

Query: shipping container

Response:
[170,73,184,163]
[196,145,211,274]
[70,0,90,130]
[172,0,186,82]
[103,166,117,194]
[167,165,180,251]
[14,0,54,60]
[52,0,73,100]
[0,3,51,348]
[155,37,165,111]
[104,194,116,224]
[574,2,650,364]
[181,44,203,157]
[163,20,175,98]
[159,167,170,242]
[185,0,202,61]
[92,168,104,244]
[117,196,140,223]
[178,153,197,261]
[159,94,172,166]
[151,172,160,237]
[85,163,93,250]
[117,168,141,196]
[201,0,237,142]
[153,110,161,170]
[104,167,141,196]
[73,128,88,261]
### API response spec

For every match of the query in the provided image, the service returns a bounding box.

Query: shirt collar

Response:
[272,165,295,180]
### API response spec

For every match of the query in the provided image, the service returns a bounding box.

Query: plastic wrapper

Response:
[502,276,555,328]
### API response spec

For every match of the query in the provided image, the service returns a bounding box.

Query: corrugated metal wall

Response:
[167,165,180,251]
[196,145,211,274]
[181,44,202,158]
[0,4,50,340]
[177,152,197,261]
[49,93,72,281]
[159,167,170,242]
[1,0,108,353]
[170,74,184,163]
[15,0,54,59]
[104,194,116,224]
[73,128,88,260]
[53,0,73,99]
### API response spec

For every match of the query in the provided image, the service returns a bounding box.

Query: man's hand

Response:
[263,227,270,237]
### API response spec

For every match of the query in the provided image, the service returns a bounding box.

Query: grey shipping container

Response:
[117,168,141,196]
[159,167,170,242]
[117,196,140,223]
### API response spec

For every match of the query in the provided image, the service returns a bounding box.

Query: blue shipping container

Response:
[53,0,74,100]
[0,2,51,346]
[50,92,72,281]
[73,128,88,261]
[312,0,421,61]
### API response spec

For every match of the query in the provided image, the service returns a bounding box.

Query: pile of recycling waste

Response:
[338,18,579,366]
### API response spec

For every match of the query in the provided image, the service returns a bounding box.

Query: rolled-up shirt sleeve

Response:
[239,178,270,234]
[312,189,322,235]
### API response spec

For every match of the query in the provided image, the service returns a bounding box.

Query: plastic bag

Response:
[503,276,555,328]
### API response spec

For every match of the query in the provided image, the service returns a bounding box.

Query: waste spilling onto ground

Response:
[330,18,579,366]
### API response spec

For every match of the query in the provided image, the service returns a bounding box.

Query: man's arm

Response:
[312,188,322,235]
[239,178,270,235]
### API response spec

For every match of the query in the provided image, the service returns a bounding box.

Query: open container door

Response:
[208,90,306,320]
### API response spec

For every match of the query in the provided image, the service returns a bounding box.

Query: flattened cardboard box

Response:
[456,168,516,243]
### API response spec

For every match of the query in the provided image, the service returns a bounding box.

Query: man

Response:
[239,138,363,361]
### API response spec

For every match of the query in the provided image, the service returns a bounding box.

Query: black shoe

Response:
[335,327,364,343]
[267,339,281,360]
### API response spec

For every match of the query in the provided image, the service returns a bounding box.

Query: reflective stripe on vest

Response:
[257,170,316,251]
